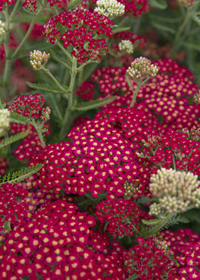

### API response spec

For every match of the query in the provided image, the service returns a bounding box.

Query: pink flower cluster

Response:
[96,198,152,238]
[0,0,15,11]
[9,93,50,120]
[0,200,127,279]
[43,7,113,63]
[11,122,51,162]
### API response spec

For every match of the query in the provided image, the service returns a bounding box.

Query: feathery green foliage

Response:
[26,82,69,94]
[68,0,82,11]
[0,164,43,186]
[73,96,116,111]
[10,111,30,125]
[0,130,29,149]
[159,215,190,231]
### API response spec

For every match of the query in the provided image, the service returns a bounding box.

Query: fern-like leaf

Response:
[0,164,43,185]
[0,131,29,149]
[10,111,30,125]
[73,96,116,111]
[26,82,69,94]
[159,215,189,231]
[112,26,130,34]
[142,218,162,225]
[68,0,82,10]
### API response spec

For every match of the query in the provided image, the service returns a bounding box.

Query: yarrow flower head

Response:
[0,109,10,137]
[30,50,50,71]
[126,56,158,82]
[0,0,15,12]
[124,236,175,279]
[9,93,50,120]
[94,0,125,19]
[119,40,134,54]
[43,7,113,63]
[149,168,200,216]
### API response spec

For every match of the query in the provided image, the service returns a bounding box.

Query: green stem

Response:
[56,41,73,62]
[171,11,191,58]
[11,8,42,59]
[50,93,63,122]
[31,120,46,148]
[9,0,21,21]
[59,57,77,139]
[173,155,176,171]
[130,83,141,107]
[42,67,69,95]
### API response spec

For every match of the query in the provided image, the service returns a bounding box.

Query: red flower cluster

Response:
[43,7,113,63]
[75,81,95,100]
[160,229,200,279]
[9,93,50,120]
[0,200,127,279]
[29,111,157,198]
[0,157,8,176]
[91,58,200,132]
[140,129,200,175]
[124,236,175,279]
[0,183,29,241]
[11,122,51,162]
[96,198,152,238]
[0,0,15,11]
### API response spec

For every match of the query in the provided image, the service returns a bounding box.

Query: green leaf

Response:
[149,0,167,9]
[0,131,29,149]
[160,215,189,231]
[4,221,11,232]
[152,21,176,34]
[182,41,200,51]
[68,0,82,10]
[142,218,162,225]
[0,104,6,109]
[10,112,30,125]
[112,26,130,34]
[192,15,200,26]
[50,50,71,69]
[26,82,69,94]
[73,96,116,111]
[0,164,43,185]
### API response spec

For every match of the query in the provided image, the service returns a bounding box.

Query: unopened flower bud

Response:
[0,20,5,41]
[127,57,158,82]
[119,40,134,54]
[0,109,10,137]
[94,0,125,18]
[30,50,50,70]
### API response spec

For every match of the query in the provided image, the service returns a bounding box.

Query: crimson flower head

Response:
[9,93,50,121]
[0,0,15,12]
[43,7,113,63]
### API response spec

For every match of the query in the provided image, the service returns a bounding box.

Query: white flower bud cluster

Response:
[0,20,5,38]
[30,50,50,71]
[149,168,200,216]
[127,57,158,81]
[94,0,125,19]
[0,109,10,137]
[119,40,134,54]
